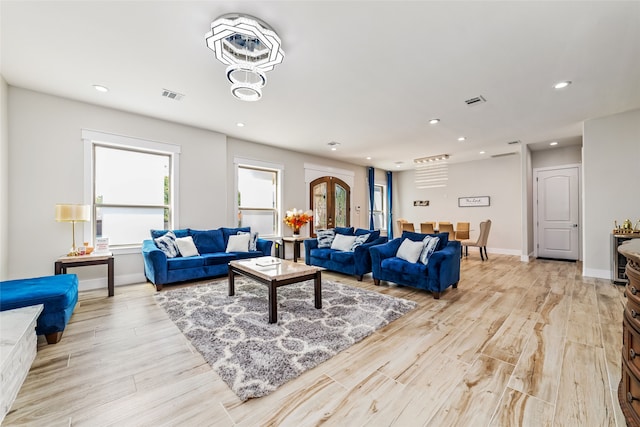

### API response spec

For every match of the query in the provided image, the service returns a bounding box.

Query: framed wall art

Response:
[458,196,490,207]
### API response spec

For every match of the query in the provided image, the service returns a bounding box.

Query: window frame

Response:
[371,183,387,231]
[83,130,181,254]
[234,157,283,238]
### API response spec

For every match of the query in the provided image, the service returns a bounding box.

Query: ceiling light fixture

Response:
[395,161,403,168]
[236,122,245,127]
[479,151,486,154]
[414,154,450,164]
[550,141,558,146]
[93,85,109,93]
[366,156,372,160]
[553,81,571,89]
[429,119,440,125]
[457,137,466,141]
[414,154,449,189]
[205,13,284,101]
[328,141,340,151]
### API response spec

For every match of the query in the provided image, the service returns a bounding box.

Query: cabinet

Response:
[613,234,640,284]
[618,239,640,427]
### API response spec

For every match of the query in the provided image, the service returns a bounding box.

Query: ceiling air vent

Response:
[161,89,185,101]
[507,140,521,145]
[491,152,517,158]
[464,95,486,106]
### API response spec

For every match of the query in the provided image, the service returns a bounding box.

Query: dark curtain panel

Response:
[386,170,393,239]
[368,167,375,230]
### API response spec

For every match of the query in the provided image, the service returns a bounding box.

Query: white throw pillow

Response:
[331,234,357,252]
[175,236,200,257]
[396,238,424,263]
[226,234,251,252]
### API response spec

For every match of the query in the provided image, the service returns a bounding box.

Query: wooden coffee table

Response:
[228,256,323,323]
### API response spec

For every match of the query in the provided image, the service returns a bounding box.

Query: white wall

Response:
[0,75,8,280]
[583,108,640,279]
[226,137,369,236]
[531,145,582,169]
[7,87,227,288]
[394,154,522,255]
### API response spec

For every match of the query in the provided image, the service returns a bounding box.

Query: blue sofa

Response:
[304,227,388,280]
[370,231,461,299]
[0,274,79,344]
[142,227,273,290]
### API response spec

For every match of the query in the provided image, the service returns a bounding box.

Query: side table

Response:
[54,253,114,297]
[281,236,307,263]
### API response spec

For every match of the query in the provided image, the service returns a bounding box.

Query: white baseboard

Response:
[582,268,611,280]
[486,247,522,256]
[78,272,146,292]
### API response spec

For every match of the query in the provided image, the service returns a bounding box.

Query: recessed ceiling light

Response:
[550,141,558,146]
[479,151,486,155]
[236,122,245,127]
[93,85,109,93]
[553,81,571,89]
[429,119,440,125]
[457,137,466,141]
[328,141,340,151]
[366,156,372,160]
[394,161,403,168]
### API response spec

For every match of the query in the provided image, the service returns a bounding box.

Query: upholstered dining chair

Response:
[461,219,492,260]
[396,218,408,236]
[420,222,436,234]
[402,222,416,232]
[438,223,455,240]
[455,222,470,241]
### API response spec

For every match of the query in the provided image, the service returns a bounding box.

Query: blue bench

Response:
[0,274,79,344]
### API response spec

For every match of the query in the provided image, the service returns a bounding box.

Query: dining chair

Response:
[420,222,435,234]
[455,222,470,241]
[438,223,455,240]
[401,222,416,233]
[438,221,451,227]
[461,219,492,260]
[396,218,408,236]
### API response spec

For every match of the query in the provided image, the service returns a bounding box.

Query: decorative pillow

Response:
[401,231,449,251]
[222,227,250,246]
[331,234,357,251]
[175,236,200,257]
[154,231,179,258]
[226,233,251,252]
[238,231,259,251]
[355,228,381,243]
[420,236,440,265]
[317,229,336,248]
[150,228,189,239]
[396,238,424,263]
[190,229,225,254]
[334,226,355,236]
[351,233,370,251]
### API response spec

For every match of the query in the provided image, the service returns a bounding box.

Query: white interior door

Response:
[535,166,580,260]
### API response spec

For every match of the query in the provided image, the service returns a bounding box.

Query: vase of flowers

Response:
[284,208,312,236]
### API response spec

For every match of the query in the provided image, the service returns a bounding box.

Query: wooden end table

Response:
[281,236,307,262]
[54,253,114,297]
[228,256,322,323]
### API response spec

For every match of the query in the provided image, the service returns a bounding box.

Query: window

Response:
[83,130,180,250]
[235,159,282,237]
[371,184,387,231]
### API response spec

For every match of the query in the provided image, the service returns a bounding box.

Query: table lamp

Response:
[55,204,90,255]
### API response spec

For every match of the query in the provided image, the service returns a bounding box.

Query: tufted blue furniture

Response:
[142,227,273,290]
[304,227,388,280]
[370,231,461,299]
[0,274,79,344]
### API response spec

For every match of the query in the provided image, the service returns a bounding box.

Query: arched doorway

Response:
[310,176,350,237]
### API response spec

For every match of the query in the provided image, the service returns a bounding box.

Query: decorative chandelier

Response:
[205,13,285,101]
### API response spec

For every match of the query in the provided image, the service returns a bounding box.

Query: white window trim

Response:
[371,183,387,231]
[83,129,181,255]
[234,157,283,238]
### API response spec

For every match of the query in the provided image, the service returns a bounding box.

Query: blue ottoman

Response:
[0,274,78,344]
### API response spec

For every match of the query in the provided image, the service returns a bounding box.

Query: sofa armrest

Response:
[141,239,168,285]
[427,241,461,290]
[256,238,273,256]
[304,238,319,265]
[370,238,403,277]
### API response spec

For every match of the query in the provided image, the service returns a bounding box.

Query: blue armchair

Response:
[370,231,461,299]
[304,228,388,280]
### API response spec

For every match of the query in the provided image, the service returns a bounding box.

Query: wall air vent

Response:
[507,140,521,145]
[464,95,486,106]
[491,152,517,158]
[161,89,185,101]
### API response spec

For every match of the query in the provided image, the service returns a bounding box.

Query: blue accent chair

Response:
[0,274,79,343]
[304,228,388,280]
[370,231,461,299]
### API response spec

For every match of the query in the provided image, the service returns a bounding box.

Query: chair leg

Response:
[480,247,484,261]
[483,247,488,260]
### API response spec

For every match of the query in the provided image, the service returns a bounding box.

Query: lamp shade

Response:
[55,204,90,222]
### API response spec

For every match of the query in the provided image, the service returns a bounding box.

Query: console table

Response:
[55,253,114,296]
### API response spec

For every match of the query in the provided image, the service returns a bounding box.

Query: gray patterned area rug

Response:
[154,277,416,401]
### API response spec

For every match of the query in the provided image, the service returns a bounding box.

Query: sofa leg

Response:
[452,282,458,289]
[155,284,163,291]
[45,331,63,344]
[433,292,441,299]
[374,279,380,286]
[357,275,363,281]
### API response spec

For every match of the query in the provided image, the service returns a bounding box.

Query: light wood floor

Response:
[4,255,626,426]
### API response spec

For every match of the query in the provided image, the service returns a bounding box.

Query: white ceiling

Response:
[2,1,639,170]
